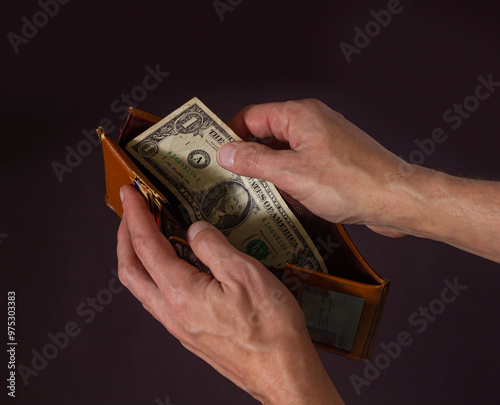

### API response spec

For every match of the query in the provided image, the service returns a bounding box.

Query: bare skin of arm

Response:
[220,99,500,263]
[116,98,498,405]
[118,185,344,405]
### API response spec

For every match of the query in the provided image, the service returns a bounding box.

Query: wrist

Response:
[256,342,344,405]
[369,163,444,238]
[382,165,472,244]
[401,167,500,260]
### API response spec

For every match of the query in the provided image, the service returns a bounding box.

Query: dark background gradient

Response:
[2,0,500,404]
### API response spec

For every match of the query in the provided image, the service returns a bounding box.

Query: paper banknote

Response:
[126,97,327,273]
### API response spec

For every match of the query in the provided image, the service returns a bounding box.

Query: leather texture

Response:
[99,107,390,360]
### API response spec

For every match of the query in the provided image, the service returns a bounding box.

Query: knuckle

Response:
[297,98,343,120]
[193,232,228,258]
[301,98,327,112]
[117,259,134,288]
[212,247,238,271]
[164,287,194,320]
[238,143,263,171]
[130,232,151,258]
[166,289,187,312]
[304,97,321,103]
[300,98,321,107]
[282,99,302,112]
[224,259,252,281]
[284,98,319,115]
[225,259,267,291]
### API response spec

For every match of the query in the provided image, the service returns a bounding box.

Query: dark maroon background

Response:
[2,0,500,404]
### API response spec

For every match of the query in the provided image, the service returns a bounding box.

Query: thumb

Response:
[217,141,296,190]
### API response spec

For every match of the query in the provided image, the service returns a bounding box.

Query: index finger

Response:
[228,99,335,149]
[227,102,292,149]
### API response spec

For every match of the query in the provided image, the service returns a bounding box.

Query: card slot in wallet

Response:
[99,106,390,360]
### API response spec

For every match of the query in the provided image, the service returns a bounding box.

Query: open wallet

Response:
[98,99,390,360]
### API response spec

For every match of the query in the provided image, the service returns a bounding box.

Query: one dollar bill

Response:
[126,97,327,273]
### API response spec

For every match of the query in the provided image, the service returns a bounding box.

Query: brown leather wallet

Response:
[99,105,390,360]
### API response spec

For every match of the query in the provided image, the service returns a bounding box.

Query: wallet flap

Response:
[99,128,157,217]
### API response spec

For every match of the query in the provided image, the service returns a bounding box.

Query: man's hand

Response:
[219,99,500,262]
[219,98,409,233]
[117,185,344,405]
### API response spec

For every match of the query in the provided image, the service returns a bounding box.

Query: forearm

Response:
[388,166,500,262]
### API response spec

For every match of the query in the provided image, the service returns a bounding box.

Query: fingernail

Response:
[120,186,125,203]
[218,143,238,169]
[187,221,211,242]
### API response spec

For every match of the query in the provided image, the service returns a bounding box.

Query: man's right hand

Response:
[218,99,410,235]
[218,99,500,262]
